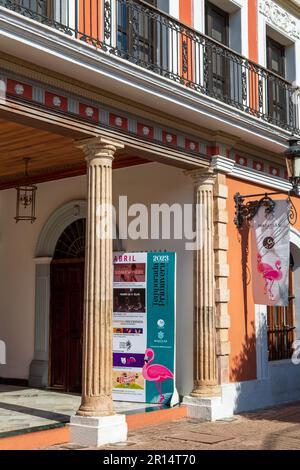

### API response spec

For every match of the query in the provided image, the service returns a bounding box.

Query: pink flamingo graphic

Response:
[257,254,283,299]
[142,348,174,404]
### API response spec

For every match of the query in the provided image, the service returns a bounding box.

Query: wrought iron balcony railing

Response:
[1,0,300,135]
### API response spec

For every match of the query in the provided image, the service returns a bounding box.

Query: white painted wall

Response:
[193,0,248,57]
[0,175,87,380]
[0,162,194,398]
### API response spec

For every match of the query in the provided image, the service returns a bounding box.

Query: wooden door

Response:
[50,261,84,393]
[267,37,286,125]
[205,1,229,99]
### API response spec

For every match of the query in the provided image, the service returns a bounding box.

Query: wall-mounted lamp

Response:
[234,138,300,229]
[285,138,300,193]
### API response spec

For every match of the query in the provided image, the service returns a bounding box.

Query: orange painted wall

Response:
[179,0,193,26]
[227,176,300,382]
[179,1,193,82]
[248,0,258,62]
[79,0,103,42]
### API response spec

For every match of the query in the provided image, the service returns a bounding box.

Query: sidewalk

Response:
[49,401,300,451]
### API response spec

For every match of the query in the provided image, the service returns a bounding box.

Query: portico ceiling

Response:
[0,118,148,190]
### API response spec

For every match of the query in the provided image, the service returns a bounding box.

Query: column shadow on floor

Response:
[0,402,70,423]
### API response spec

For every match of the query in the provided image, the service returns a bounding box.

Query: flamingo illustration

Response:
[142,348,174,404]
[257,254,283,299]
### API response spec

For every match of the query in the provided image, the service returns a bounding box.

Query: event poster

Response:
[112,252,178,406]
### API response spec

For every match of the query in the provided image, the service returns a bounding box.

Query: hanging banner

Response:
[251,199,290,306]
[112,252,178,406]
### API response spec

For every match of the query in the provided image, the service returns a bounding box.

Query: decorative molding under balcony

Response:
[0,4,295,157]
[210,155,291,191]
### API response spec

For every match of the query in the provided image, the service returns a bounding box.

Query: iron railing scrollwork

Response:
[1,0,300,135]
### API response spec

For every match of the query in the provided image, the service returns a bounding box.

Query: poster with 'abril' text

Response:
[112,252,178,406]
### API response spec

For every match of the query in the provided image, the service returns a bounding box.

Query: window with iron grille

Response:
[267,257,296,361]
[117,0,158,66]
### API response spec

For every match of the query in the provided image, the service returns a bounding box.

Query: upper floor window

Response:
[117,0,158,64]
[267,37,286,78]
[14,0,50,16]
[205,1,229,47]
[266,36,288,126]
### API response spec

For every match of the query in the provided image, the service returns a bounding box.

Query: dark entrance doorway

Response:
[50,218,86,393]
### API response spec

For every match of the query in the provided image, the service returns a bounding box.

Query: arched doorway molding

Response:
[35,200,87,257]
[29,200,123,387]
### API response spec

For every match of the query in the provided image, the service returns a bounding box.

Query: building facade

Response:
[0,0,300,444]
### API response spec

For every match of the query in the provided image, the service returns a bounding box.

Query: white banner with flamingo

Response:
[251,199,290,306]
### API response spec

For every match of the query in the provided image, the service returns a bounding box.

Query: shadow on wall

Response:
[230,225,257,384]
[228,321,263,414]
[230,321,256,384]
[240,224,251,338]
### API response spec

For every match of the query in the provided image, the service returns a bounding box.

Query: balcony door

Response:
[267,37,287,125]
[14,0,51,16]
[117,0,157,67]
[205,1,229,99]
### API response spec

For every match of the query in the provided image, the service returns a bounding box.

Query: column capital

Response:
[75,136,124,163]
[185,167,216,187]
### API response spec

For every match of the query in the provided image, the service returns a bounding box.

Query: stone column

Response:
[183,158,234,421]
[70,136,127,447]
[190,168,220,397]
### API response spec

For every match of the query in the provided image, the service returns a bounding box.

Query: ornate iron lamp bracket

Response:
[234,191,297,229]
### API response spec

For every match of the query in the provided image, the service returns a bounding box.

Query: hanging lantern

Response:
[15,158,37,223]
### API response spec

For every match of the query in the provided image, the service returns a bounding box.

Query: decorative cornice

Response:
[259,0,300,39]
[231,163,293,192]
[211,156,235,174]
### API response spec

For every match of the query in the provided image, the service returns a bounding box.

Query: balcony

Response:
[1,0,300,138]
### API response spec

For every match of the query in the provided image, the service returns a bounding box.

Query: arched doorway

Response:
[50,219,86,393]
[29,200,123,389]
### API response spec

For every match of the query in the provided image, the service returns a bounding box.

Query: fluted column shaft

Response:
[76,137,123,417]
[189,169,220,397]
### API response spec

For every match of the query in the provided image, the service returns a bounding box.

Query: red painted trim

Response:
[253,160,264,171]
[109,113,128,130]
[162,131,177,146]
[137,123,154,140]
[269,166,280,177]
[185,138,199,153]
[45,92,68,111]
[79,103,99,122]
[6,79,32,100]
[235,155,248,167]
[206,145,220,157]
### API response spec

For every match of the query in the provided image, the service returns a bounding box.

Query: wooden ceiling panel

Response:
[0,118,148,189]
[0,118,84,178]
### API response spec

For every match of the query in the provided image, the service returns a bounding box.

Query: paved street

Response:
[50,402,300,451]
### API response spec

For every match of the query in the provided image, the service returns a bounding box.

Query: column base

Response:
[29,359,48,388]
[191,384,221,397]
[183,395,233,421]
[70,414,128,447]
